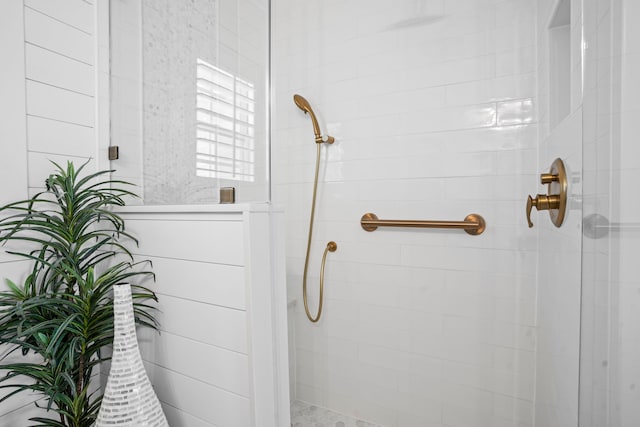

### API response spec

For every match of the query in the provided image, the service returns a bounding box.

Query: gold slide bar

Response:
[360,213,486,236]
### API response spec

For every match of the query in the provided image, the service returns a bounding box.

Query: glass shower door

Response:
[109,0,270,205]
[579,0,640,425]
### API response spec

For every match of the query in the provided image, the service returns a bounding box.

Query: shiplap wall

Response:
[23,0,98,191]
[133,214,251,427]
[118,206,290,427]
[0,0,100,422]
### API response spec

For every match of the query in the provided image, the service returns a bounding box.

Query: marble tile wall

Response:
[140,0,218,204]
[272,1,539,425]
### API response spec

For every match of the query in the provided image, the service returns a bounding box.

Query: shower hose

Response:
[302,143,337,323]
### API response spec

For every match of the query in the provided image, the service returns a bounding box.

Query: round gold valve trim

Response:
[526,158,568,228]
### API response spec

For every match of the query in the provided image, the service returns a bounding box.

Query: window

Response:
[195,59,255,182]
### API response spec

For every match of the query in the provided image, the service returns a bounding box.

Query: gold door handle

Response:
[526,158,568,228]
[526,194,561,227]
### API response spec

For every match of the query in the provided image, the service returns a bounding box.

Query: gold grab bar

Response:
[360,213,486,235]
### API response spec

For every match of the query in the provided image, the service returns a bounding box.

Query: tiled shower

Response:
[0,0,639,426]
[272,1,538,425]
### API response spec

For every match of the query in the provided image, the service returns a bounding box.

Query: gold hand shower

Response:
[294,94,337,323]
[294,94,335,144]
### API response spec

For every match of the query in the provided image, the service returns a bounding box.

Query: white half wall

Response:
[117,204,290,427]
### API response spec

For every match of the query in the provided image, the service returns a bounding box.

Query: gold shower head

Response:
[293,94,313,115]
[293,94,334,144]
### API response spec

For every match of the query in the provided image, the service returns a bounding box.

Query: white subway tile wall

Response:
[272,0,538,425]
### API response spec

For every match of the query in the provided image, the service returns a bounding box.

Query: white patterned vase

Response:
[95,284,169,427]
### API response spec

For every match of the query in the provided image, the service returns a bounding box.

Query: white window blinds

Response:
[196,59,255,182]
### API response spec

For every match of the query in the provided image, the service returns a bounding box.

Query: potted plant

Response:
[0,161,158,427]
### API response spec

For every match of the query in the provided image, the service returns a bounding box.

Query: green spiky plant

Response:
[0,161,158,427]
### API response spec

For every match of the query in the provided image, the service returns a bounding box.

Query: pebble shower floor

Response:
[291,400,381,427]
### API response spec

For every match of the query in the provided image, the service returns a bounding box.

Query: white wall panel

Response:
[0,261,30,286]
[0,0,28,206]
[25,44,94,95]
[0,0,100,424]
[155,294,247,354]
[162,404,214,427]
[27,115,94,158]
[147,255,246,310]
[26,80,94,126]
[0,4,39,420]
[0,354,46,414]
[0,261,49,420]
[120,207,290,427]
[27,152,93,189]
[140,330,250,397]
[24,7,93,64]
[148,363,252,427]
[127,219,244,265]
[25,0,93,34]
[0,401,47,423]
